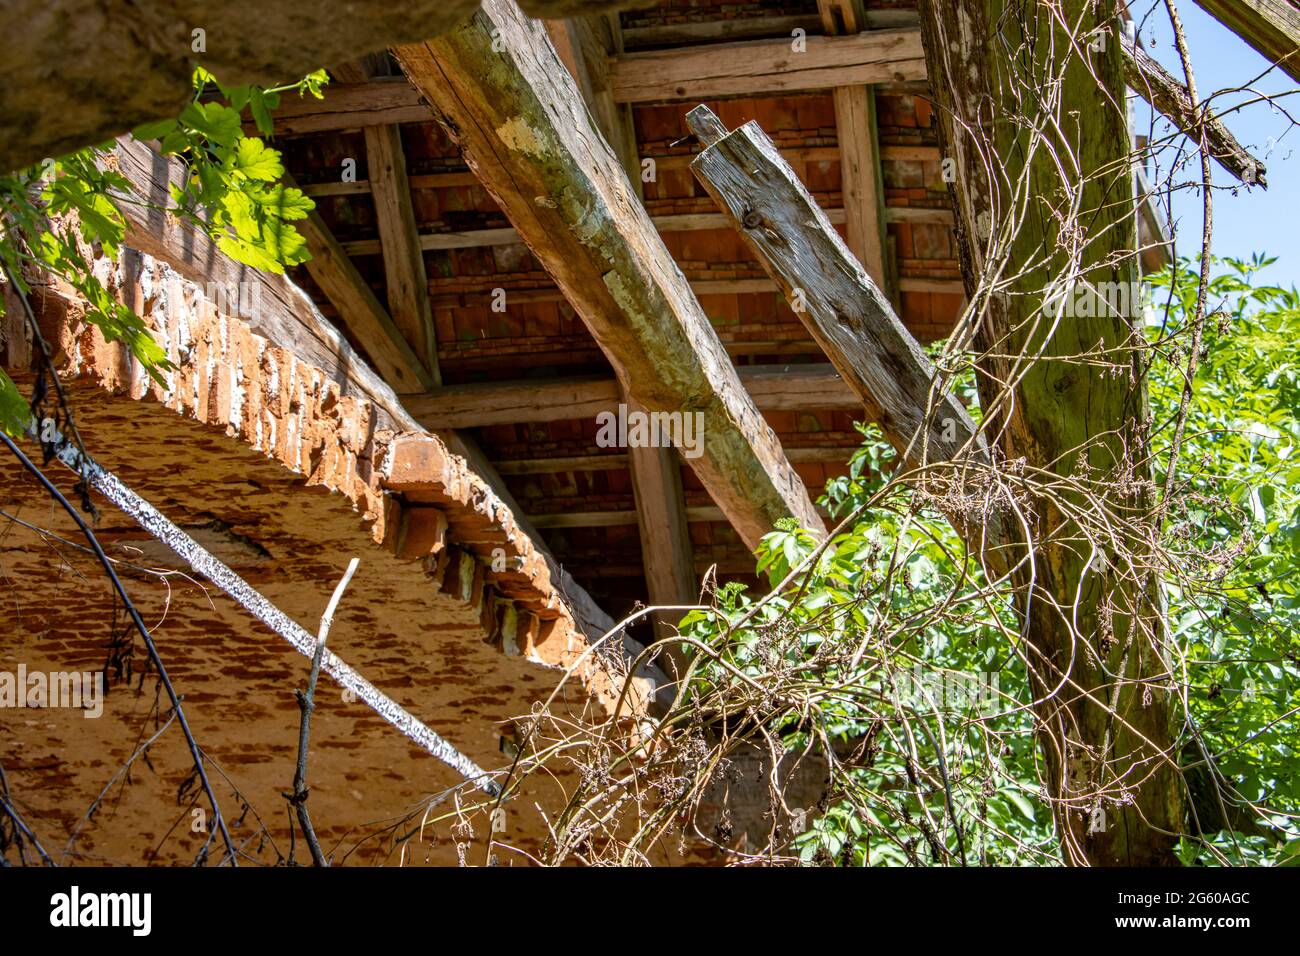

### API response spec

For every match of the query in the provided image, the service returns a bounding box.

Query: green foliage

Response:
[1148,256,1300,865]
[0,67,326,436]
[677,255,1300,865]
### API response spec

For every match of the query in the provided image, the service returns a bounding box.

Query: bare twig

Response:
[287,557,360,867]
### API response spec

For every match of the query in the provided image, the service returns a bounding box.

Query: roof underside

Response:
[275,0,963,631]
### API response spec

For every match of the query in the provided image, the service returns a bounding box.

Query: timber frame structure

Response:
[12,0,1272,865]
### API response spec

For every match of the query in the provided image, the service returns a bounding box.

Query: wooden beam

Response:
[302,145,941,190]
[916,0,1180,863]
[621,10,919,48]
[254,79,430,135]
[686,106,986,474]
[395,0,824,549]
[336,206,954,256]
[607,28,925,103]
[546,16,642,188]
[817,0,890,292]
[364,123,441,381]
[497,453,629,475]
[1122,32,1267,186]
[404,363,858,429]
[495,445,853,476]
[294,202,436,393]
[530,503,836,529]
[531,506,722,529]
[625,395,698,651]
[1195,0,1300,85]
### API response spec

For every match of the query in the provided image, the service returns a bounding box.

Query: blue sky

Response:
[1128,2,1300,285]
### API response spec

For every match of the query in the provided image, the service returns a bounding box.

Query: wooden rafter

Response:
[394,0,824,550]
[404,363,857,430]
[495,445,852,476]
[686,106,1002,566]
[607,28,925,103]
[298,146,943,183]
[334,204,954,255]
[364,123,442,381]
[621,10,919,47]
[294,203,436,393]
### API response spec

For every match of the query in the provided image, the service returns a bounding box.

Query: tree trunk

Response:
[917,0,1184,864]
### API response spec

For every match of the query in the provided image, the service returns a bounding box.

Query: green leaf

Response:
[180,101,242,148]
[132,118,179,141]
[228,137,282,182]
[0,369,30,437]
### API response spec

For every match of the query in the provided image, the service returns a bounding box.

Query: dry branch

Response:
[1122,31,1267,186]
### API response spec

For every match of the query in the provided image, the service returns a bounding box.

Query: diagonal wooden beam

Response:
[294,201,437,393]
[364,123,442,382]
[1122,31,1267,186]
[394,0,824,549]
[687,107,983,467]
[1195,0,1300,85]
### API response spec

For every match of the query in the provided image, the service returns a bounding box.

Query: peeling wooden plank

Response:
[687,106,985,472]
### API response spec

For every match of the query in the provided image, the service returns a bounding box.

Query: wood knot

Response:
[742,210,763,229]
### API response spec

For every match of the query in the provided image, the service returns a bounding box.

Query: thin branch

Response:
[288,557,360,867]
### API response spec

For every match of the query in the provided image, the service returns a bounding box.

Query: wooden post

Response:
[816,0,891,294]
[917,0,1182,865]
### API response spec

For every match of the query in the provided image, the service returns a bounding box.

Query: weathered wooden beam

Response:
[336,205,958,255]
[916,0,1181,864]
[546,15,642,189]
[625,395,698,652]
[1122,31,1267,186]
[426,274,964,310]
[364,123,442,381]
[300,146,941,183]
[395,0,824,549]
[496,445,853,476]
[607,28,926,103]
[817,0,890,292]
[686,106,985,472]
[621,10,919,48]
[404,363,858,429]
[530,503,835,529]
[294,201,437,393]
[1195,0,1300,85]
[248,80,430,136]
